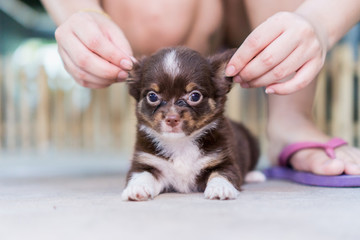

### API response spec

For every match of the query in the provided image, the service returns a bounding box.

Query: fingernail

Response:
[233,75,242,83]
[225,65,236,76]
[120,59,133,70]
[130,56,138,63]
[265,88,275,94]
[117,71,128,81]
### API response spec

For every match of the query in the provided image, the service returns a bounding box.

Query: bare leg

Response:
[244,0,360,175]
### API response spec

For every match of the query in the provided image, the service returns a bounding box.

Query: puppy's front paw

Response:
[121,172,161,201]
[121,184,154,201]
[204,176,239,200]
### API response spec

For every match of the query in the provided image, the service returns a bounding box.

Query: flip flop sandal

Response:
[263,138,360,187]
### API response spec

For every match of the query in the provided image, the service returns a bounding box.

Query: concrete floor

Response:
[0,152,359,240]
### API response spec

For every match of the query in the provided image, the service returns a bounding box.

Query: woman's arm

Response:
[40,0,102,25]
[226,0,360,95]
[296,0,360,50]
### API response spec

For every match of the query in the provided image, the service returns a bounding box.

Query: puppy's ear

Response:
[127,58,144,101]
[208,48,237,97]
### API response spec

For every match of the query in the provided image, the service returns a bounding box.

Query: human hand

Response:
[225,12,328,95]
[55,10,133,88]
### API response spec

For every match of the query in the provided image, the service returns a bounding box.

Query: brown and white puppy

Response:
[122,47,264,201]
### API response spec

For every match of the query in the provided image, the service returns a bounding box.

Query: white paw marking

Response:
[245,170,266,183]
[121,172,161,201]
[204,177,239,200]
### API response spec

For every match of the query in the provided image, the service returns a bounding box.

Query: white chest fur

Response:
[136,125,218,193]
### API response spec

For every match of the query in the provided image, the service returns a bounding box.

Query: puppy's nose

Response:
[165,114,180,127]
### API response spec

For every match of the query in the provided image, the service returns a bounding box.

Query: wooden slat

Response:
[82,90,94,149]
[52,90,66,149]
[256,88,267,156]
[36,67,50,151]
[119,97,137,155]
[109,83,128,149]
[329,44,355,144]
[226,84,242,122]
[243,88,261,136]
[314,67,328,133]
[19,70,31,150]
[92,89,111,150]
[4,58,17,150]
[68,87,82,148]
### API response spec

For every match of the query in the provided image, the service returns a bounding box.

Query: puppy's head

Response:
[128,47,236,138]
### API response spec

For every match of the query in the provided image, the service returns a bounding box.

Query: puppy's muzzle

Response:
[165,113,180,128]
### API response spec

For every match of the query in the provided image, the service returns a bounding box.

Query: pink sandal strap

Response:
[279,138,348,167]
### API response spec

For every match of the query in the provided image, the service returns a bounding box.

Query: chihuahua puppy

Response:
[122,47,263,201]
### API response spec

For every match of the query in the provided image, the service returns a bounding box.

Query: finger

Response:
[59,47,126,87]
[265,59,322,95]
[239,30,299,81]
[246,45,310,88]
[61,33,123,81]
[102,19,133,58]
[75,21,133,70]
[226,17,284,77]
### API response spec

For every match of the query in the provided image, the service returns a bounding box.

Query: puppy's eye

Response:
[188,91,202,104]
[147,91,160,105]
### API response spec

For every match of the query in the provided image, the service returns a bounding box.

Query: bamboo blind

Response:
[0,43,359,154]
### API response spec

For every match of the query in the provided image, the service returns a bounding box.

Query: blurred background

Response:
[0,0,360,176]
[0,0,135,176]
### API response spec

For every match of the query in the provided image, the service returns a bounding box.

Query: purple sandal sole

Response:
[264,138,360,187]
[263,166,360,187]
